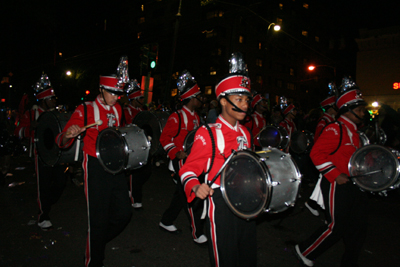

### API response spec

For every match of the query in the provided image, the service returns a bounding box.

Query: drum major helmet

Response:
[99,56,129,96]
[280,96,295,116]
[177,70,201,100]
[336,76,366,112]
[320,82,337,111]
[215,52,251,99]
[126,79,143,100]
[34,73,56,100]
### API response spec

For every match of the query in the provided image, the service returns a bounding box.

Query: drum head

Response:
[221,151,270,219]
[96,128,127,174]
[290,131,313,154]
[349,145,400,192]
[35,111,63,166]
[258,126,281,148]
[133,111,168,156]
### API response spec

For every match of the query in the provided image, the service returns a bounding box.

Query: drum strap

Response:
[173,111,182,138]
[329,121,343,155]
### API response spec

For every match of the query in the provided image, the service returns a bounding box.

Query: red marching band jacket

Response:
[314,112,335,142]
[159,105,200,161]
[279,117,296,137]
[310,115,360,183]
[55,95,123,158]
[179,115,252,203]
[244,111,266,147]
[14,106,45,141]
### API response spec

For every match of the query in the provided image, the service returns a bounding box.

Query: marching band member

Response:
[279,98,297,153]
[124,79,150,209]
[243,93,268,150]
[14,74,67,230]
[158,70,207,244]
[294,77,368,267]
[56,58,132,267]
[179,53,256,266]
[305,90,338,216]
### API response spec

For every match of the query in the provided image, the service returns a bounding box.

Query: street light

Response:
[267,23,281,32]
[307,64,336,84]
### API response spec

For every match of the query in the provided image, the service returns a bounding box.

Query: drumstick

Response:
[349,169,383,179]
[253,127,266,139]
[66,120,103,135]
[208,149,237,187]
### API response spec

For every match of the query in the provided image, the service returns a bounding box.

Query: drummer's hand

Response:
[335,173,350,185]
[193,183,214,199]
[176,151,187,160]
[62,125,85,145]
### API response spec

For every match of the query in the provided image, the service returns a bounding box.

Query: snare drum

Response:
[133,110,169,156]
[290,130,314,154]
[220,148,301,219]
[349,144,400,192]
[35,111,83,166]
[96,124,151,174]
[358,131,370,146]
[257,125,290,150]
[358,125,387,146]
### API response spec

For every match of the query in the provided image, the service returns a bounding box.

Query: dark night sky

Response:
[0,0,398,95]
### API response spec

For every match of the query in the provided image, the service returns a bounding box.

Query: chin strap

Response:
[350,109,363,122]
[100,89,108,106]
[223,96,251,116]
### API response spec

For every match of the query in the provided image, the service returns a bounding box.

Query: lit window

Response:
[205,86,213,95]
[258,42,262,50]
[302,30,308,37]
[58,52,62,57]
[210,67,216,76]
[239,35,244,43]
[219,11,224,17]
[303,3,309,9]
[141,5,144,11]
[137,32,142,39]
[139,17,145,24]
[256,75,263,84]
[289,68,295,76]
[277,18,283,24]
[256,59,262,67]
[315,36,319,42]
[279,3,283,10]
[171,88,178,97]
[287,83,295,90]
[217,48,222,55]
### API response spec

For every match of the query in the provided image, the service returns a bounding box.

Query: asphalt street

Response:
[1,154,400,267]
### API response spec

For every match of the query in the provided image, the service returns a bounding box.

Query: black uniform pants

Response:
[206,188,257,267]
[160,158,205,239]
[129,160,152,204]
[83,155,132,267]
[298,177,369,266]
[36,157,67,222]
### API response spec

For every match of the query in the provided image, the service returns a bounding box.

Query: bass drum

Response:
[132,110,169,156]
[290,130,314,154]
[358,125,387,145]
[35,111,82,166]
[220,148,301,219]
[257,125,290,150]
[183,129,197,155]
[96,124,151,174]
[349,144,400,192]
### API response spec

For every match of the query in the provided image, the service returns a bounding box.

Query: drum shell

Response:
[35,111,82,166]
[96,125,151,174]
[257,148,302,213]
[220,148,301,219]
[348,144,400,192]
[290,130,314,154]
[257,125,290,150]
[132,110,169,156]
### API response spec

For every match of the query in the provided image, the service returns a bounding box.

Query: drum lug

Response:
[280,155,286,159]
[34,138,39,142]
[272,181,281,186]
[289,178,297,183]
[141,146,148,150]
[121,133,127,137]
[285,202,295,208]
